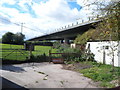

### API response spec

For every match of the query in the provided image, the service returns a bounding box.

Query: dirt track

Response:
[1,62,101,88]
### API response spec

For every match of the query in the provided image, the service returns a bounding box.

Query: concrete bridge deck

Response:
[28,20,100,43]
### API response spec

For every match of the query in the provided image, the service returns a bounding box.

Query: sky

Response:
[0,0,114,40]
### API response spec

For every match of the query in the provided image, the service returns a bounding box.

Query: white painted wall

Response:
[118,42,120,67]
[71,43,76,48]
[86,41,120,67]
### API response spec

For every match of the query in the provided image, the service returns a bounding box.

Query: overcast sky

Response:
[0,0,114,40]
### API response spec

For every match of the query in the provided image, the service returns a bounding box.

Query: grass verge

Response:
[78,61,120,88]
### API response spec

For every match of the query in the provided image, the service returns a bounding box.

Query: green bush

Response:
[62,53,81,62]
[100,82,115,88]
[81,67,113,82]
[29,53,49,62]
[53,42,95,63]
[98,73,113,82]
[80,63,120,88]
[52,41,61,49]
[54,44,82,63]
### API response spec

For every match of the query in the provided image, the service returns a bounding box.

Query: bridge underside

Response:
[28,20,99,44]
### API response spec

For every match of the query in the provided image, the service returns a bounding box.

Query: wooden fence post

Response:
[49,50,51,63]
[29,44,32,59]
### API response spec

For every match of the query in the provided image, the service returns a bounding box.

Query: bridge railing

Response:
[47,18,100,35]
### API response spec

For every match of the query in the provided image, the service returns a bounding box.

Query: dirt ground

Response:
[62,62,93,71]
[1,62,103,89]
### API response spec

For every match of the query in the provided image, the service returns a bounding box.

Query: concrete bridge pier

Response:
[60,40,64,44]
[64,38,69,44]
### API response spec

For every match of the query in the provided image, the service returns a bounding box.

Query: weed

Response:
[38,71,45,74]
[79,61,120,88]
[35,81,38,83]
[100,82,115,88]
[60,81,64,85]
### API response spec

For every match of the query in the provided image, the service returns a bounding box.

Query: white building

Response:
[86,41,120,67]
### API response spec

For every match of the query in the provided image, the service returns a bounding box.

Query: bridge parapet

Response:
[28,19,101,41]
[53,19,100,34]
[44,17,102,35]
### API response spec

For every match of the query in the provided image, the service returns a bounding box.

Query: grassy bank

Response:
[77,61,120,88]
[63,61,120,88]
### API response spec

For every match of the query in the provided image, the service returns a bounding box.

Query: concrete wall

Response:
[86,41,120,67]
[71,44,85,50]
[118,41,120,67]
[71,43,76,48]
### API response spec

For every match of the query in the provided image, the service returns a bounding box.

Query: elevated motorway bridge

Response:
[28,20,100,44]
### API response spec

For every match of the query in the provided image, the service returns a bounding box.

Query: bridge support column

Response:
[64,38,69,44]
[60,40,64,44]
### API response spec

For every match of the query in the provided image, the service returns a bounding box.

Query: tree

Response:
[2,32,25,44]
[97,1,120,40]
[13,32,25,44]
[79,1,120,86]
[75,1,120,44]
[89,1,120,68]
[2,32,14,44]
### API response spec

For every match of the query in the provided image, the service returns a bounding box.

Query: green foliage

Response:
[2,32,25,44]
[26,41,53,46]
[74,27,119,45]
[52,41,61,49]
[1,43,28,61]
[53,43,95,63]
[2,32,14,44]
[57,44,81,53]
[13,32,25,44]
[62,53,81,63]
[79,62,120,88]
[32,45,56,56]
[100,82,115,88]
[0,38,2,43]
[74,2,120,44]
[29,53,49,62]
[55,44,82,63]
[74,29,96,44]
[1,43,57,61]
[95,1,120,40]
[81,52,95,62]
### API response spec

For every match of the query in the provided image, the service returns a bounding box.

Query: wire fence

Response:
[1,44,29,61]
[1,43,53,61]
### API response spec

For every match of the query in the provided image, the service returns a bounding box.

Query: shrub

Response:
[29,53,49,62]
[80,63,120,87]
[62,53,81,62]
[81,52,95,62]
[53,43,95,63]
[52,41,61,49]
[100,82,115,88]
[97,73,113,82]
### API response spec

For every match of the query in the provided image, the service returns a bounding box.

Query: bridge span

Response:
[28,20,100,44]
